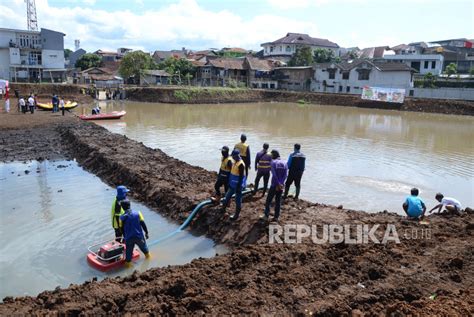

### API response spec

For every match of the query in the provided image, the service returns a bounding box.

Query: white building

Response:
[384,54,444,75]
[312,60,415,95]
[0,27,66,82]
[261,33,339,62]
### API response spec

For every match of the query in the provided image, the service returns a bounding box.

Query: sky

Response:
[0,0,472,53]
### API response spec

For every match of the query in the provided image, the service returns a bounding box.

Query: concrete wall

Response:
[411,88,474,101]
[42,49,65,68]
[0,29,16,48]
[0,48,10,79]
[40,29,64,50]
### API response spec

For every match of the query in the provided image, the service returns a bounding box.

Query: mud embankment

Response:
[0,112,473,315]
[126,86,474,116]
[9,83,93,106]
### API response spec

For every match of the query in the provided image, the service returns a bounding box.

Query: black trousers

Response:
[284,172,303,198]
[242,156,250,176]
[254,171,270,194]
[214,175,229,196]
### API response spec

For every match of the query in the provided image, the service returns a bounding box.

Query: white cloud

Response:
[0,0,321,52]
[82,0,96,5]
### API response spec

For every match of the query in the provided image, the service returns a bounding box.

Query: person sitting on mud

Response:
[221,149,246,221]
[428,193,462,215]
[253,143,272,197]
[212,146,233,203]
[402,188,426,219]
[261,150,288,222]
[234,134,251,177]
[119,200,150,268]
[91,105,101,115]
[111,185,129,242]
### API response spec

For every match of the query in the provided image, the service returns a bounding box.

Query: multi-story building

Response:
[0,27,66,82]
[261,33,339,62]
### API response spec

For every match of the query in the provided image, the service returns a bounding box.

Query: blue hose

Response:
[147,188,254,247]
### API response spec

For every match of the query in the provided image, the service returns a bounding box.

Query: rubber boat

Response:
[36,101,78,110]
[79,111,126,121]
[87,240,140,271]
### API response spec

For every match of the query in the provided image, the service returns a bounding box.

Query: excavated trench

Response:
[0,113,473,315]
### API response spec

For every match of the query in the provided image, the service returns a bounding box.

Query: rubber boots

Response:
[145,252,151,259]
[124,261,133,268]
[230,208,240,221]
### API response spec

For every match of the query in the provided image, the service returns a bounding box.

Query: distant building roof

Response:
[152,50,186,61]
[221,47,248,53]
[208,58,245,70]
[359,46,392,59]
[94,49,118,56]
[245,56,275,71]
[143,69,171,77]
[262,33,339,48]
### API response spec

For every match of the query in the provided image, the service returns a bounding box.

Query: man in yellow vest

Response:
[212,146,234,203]
[221,149,246,220]
[111,185,129,242]
[234,134,251,177]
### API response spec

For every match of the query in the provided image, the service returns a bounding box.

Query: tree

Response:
[119,51,157,83]
[288,46,314,66]
[469,67,474,76]
[423,72,436,88]
[445,63,457,77]
[348,49,359,59]
[75,53,102,70]
[64,48,72,59]
[313,48,335,63]
[158,57,196,85]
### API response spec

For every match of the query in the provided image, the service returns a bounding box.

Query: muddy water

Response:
[0,160,226,299]
[92,101,474,213]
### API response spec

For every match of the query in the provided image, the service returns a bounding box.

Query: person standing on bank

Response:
[253,143,272,196]
[19,96,26,113]
[59,96,65,116]
[213,146,234,203]
[283,143,306,200]
[119,200,150,268]
[221,149,246,220]
[51,94,59,113]
[234,134,251,177]
[27,94,35,114]
[261,150,288,222]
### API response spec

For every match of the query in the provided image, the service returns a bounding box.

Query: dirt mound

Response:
[0,114,473,315]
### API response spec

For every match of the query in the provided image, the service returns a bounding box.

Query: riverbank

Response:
[0,110,472,315]
[9,83,474,116]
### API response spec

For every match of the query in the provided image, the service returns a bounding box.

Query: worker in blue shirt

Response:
[119,200,151,268]
[283,143,306,200]
[402,188,426,219]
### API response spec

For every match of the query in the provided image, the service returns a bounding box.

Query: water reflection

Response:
[92,101,474,213]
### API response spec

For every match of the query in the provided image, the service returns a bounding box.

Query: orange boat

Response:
[79,111,126,121]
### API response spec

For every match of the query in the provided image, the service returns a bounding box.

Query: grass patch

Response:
[173,87,250,102]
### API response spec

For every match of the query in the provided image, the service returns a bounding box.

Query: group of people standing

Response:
[213,134,306,222]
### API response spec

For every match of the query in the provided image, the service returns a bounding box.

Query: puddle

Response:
[0,160,226,299]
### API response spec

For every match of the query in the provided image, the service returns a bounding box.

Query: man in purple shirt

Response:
[253,143,272,196]
[261,150,288,222]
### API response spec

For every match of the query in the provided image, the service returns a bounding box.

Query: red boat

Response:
[87,239,139,271]
[79,111,126,121]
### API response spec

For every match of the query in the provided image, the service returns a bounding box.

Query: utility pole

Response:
[25,0,39,31]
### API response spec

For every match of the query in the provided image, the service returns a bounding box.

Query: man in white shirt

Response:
[19,97,26,113]
[59,96,65,116]
[428,193,462,214]
[28,95,35,114]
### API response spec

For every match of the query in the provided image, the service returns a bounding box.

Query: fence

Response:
[410,88,474,101]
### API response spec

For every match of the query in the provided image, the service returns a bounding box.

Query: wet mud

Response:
[0,111,473,315]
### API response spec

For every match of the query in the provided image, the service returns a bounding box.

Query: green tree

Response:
[469,67,474,75]
[288,46,314,66]
[423,72,436,88]
[75,53,102,70]
[313,48,335,63]
[445,63,457,77]
[64,48,72,59]
[119,51,157,83]
[158,57,196,85]
[348,49,358,59]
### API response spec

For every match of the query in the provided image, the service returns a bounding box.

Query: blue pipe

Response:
[147,188,254,247]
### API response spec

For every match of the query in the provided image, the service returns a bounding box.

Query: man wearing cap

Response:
[213,146,234,203]
[253,143,272,196]
[111,185,129,242]
[221,149,246,220]
[234,134,251,177]
[119,200,150,268]
[261,150,288,222]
